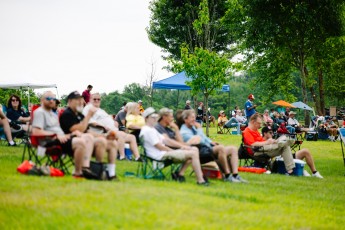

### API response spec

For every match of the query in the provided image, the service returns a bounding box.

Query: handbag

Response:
[89,161,108,180]
[196,144,215,164]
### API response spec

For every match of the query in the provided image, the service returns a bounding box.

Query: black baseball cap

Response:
[67,91,82,100]
[261,126,272,135]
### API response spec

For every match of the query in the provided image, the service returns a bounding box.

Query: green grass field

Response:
[1,128,345,229]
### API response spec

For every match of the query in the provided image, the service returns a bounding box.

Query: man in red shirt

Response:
[242,113,295,175]
[82,85,93,104]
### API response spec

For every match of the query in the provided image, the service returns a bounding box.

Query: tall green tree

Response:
[232,0,344,122]
[147,0,233,62]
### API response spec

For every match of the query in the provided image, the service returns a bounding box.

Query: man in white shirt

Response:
[287,111,310,133]
[139,107,208,186]
[83,93,142,161]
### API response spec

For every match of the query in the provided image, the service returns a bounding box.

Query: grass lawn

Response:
[1,127,345,229]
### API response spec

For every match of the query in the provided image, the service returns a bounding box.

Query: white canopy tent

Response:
[0,83,58,107]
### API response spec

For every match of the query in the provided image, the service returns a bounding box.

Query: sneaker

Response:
[312,171,323,179]
[234,175,248,183]
[72,173,85,179]
[108,175,119,181]
[172,171,186,182]
[303,170,311,177]
[197,181,209,186]
[8,142,17,147]
[224,175,241,183]
[135,157,145,162]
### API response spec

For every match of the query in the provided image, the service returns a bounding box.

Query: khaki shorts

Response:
[161,150,188,162]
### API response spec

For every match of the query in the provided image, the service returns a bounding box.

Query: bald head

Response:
[41,91,56,110]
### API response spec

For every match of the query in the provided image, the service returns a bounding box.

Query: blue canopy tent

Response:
[152,71,230,111]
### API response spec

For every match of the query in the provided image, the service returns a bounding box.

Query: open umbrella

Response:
[272,100,296,108]
[291,101,313,111]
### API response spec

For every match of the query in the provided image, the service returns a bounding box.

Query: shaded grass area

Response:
[1,128,345,229]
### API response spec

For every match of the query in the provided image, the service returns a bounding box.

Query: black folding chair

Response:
[238,135,271,169]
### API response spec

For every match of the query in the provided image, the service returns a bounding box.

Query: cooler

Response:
[124,144,132,160]
[276,158,306,176]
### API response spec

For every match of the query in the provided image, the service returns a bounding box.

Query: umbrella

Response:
[272,100,296,108]
[291,101,313,111]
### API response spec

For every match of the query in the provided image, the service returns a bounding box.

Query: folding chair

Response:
[217,123,230,134]
[136,145,180,180]
[238,135,271,169]
[22,134,74,174]
[338,128,345,176]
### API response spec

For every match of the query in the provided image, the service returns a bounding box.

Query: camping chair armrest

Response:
[30,134,57,147]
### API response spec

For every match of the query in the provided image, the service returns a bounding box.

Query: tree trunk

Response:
[205,94,210,137]
[318,64,325,115]
[300,63,310,126]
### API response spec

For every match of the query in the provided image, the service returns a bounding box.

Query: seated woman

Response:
[6,94,31,131]
[125,102,145,143]
[263,109,273,126]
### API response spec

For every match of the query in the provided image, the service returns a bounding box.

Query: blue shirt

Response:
[180,124,212,147]
[245,100,256,118]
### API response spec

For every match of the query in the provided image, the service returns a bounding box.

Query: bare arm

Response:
[70,107,97,133]
[154,143,173,151]
[251,138,276,147]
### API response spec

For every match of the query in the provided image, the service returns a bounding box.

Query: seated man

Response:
[139,107,208,186]
[261,126,323,178]
[0,109,16,146]
[217,110,228,127]
[59,91,117,180]
[155,108,202,181]
[83,93,142,161]
[180,109,247,183]
[115,102,127,131]
[242,113,295,175]
[287,111,310,133]
[31,91,96,178]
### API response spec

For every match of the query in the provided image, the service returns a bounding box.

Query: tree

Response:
[147,0,233,62]
[232,0,344,122]
[181,45,230,136]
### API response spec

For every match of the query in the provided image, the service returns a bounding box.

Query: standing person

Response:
[245,94,257,120]
[31,91,96,178]
[184,100,192,110]
[6,94,31,131]
[140,107,208,186]
[60,91,117,180]
[0,109,16,146]
[82,85,93,105]
[196,102,204,125]
[138,100,145,114]
[180,109,247,183]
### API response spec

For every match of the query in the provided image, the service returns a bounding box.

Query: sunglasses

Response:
[11,99,18,102]
[45,97,56,101]
[93,98,101,101]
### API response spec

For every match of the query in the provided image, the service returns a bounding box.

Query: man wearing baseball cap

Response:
[245,94,257,120]
[139,107,209,186]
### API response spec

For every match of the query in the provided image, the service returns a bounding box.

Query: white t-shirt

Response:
[139,125,166,160]
[288,117,300,126]
[83,104,118,131]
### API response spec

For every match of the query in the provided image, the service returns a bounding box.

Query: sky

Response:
[0,0,170,97]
